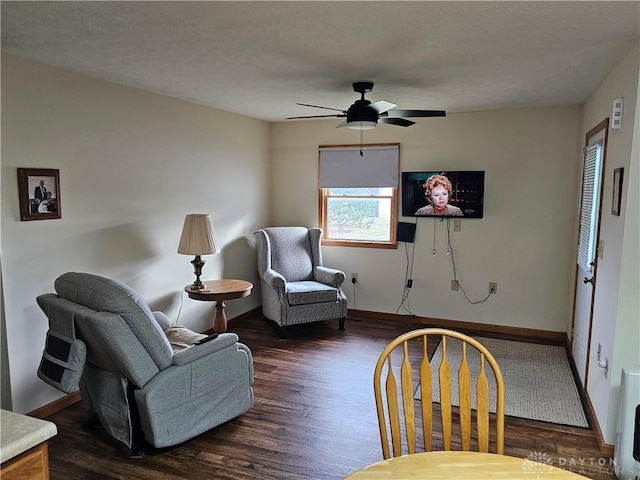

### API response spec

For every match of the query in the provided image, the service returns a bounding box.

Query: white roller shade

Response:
[319,145,399,188]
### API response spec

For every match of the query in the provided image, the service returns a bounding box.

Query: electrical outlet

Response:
[454,219,462,232]
[451,279,459,291]
[489,282,498,294]
[351,273,358,284]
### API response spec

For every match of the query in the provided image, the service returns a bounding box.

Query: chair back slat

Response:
[476,355,490,452]
[419,336,433,452]
[495,372,505,455]
[458,342,472,450]
[438,336,453,450]
[384,357,402,457]
[400,343,416,453]
[374,328,505,459]
[374,363,391,459]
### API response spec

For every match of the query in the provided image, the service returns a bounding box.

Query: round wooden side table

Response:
[184,279,253,333]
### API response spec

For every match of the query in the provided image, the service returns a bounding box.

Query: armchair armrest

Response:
[152,311,171,331]
[262,268,286,289]
[172,333,239,366]
[314,266,346,287]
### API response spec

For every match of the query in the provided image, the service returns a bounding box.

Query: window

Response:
[319,144,399,248]
[321,187,397,246]
[577,141,603,272]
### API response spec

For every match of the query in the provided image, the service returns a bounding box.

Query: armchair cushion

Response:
[286,281,340,306]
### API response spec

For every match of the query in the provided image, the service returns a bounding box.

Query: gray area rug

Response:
[414,336,589,428]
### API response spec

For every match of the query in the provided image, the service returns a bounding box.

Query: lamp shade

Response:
[177,214,220,255]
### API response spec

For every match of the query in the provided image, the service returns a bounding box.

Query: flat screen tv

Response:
[402,170,485,218]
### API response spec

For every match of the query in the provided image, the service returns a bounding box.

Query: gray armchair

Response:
[36,272,254,455]
[254,227,347,337]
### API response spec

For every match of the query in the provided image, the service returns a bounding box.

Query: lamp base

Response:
[190,255,206,289]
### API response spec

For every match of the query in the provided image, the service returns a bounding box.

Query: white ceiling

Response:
[2,1,639,123]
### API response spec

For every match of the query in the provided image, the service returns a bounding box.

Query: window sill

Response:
[321,239,398,249]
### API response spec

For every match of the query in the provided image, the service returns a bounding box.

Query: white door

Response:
[572,122,607,387]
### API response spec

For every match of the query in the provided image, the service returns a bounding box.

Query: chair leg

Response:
[129,443,147,458]
[277,324,288,339]
[338,317,345,331]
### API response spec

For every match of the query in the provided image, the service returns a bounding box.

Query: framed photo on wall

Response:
[612,167,624,216]
[17,168,61,221]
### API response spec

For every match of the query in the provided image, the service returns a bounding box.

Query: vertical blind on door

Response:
[577,143,602,272]
[319,145,399,188]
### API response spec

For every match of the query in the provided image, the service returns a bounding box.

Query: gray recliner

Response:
[254,227,347,336]
[36,272,254,454]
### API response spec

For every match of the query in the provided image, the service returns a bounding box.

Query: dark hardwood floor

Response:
[45,314,616,479]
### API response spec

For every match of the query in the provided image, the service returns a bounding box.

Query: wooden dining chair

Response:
[373,328,505,459]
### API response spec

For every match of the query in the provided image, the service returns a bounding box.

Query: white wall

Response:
[1,54,271,413]
[271,106,582,332]
[580,43,640,444]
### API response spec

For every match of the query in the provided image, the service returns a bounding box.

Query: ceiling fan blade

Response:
[296,103,345,113]
[369,100,397,114]
[380,117,415,127]
[385,109,446,118]
[286,114,345,119]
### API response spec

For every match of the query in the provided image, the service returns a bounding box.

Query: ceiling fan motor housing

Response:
[347,99,378,124]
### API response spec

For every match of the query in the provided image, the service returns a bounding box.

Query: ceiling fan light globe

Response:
[347,121,377,130]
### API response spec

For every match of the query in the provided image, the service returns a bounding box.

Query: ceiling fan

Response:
[286,81,446,130]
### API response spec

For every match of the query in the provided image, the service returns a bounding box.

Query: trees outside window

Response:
[320,187,397,248]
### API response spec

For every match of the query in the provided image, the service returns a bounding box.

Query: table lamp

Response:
[177,214,220,290]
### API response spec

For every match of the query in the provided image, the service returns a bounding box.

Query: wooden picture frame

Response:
[17,168,62,221]
[612,167,623,216]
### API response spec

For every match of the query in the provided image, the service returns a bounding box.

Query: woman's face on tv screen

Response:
[429,185,449,208]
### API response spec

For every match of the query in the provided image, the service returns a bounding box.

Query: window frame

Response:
[318,143,399,249]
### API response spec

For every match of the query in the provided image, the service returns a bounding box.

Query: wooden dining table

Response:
[343,451,592,479]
